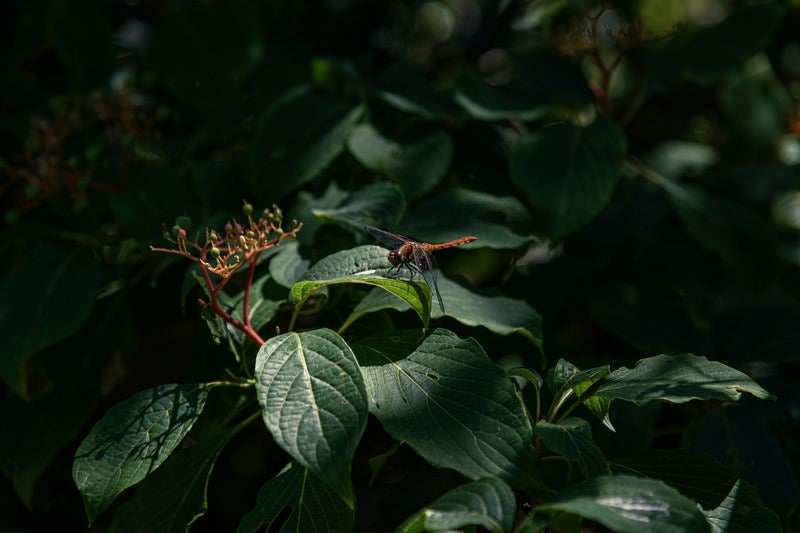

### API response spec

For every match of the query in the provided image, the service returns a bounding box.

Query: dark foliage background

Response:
[1,0,799,531]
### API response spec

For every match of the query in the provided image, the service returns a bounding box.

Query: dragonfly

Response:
[361,223,477,313]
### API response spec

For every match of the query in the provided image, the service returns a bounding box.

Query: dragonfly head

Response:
[387,249,403,266]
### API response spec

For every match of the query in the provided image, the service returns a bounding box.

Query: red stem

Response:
[199,257,265,346]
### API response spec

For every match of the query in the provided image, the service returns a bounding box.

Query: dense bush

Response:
[1,1,799,531]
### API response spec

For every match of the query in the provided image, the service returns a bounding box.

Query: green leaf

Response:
[0,244,99,397]
[269,240,310,288]
[431,276,543,349]
[682,411,798,519]
[401,188,536,249]
[249,85,364,202]
[346,123,401,171]
[666,183,777,275]
[534,418,610,478]
[377,64,461,121]
[510,117,627,239]
[72,383,213,525]
[613,450,781,533]
[289,181,350,244]
[389,130,453,201]
[109,423,244,533]
[313,181,406,227]
[355,329,538,489]
[540,474,709,532]
[453,52,592,121]
[254,329,368,507]
[398,477,517,533]
[291,245,431,325]
[646,4,785,83]
[593,354,774,405]
[238,462,354,533]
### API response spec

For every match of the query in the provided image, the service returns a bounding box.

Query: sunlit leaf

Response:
[73,384,212,525]
[254,329,368,507]
[539,474,709,532]
[355,329,538,489]
[594,354,774,405]
[292,245,431,325]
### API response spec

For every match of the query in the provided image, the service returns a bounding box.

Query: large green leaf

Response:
[0,244,99,397]
[593,354,774,405]
[509,117,627,239]
[613,450,781,533]
[109,422,244,532]
[238,462,354,532]
[534,418,609,478]
[249,85,364,202]
[254,329,368,507]
[73,383,213,525]
[398,477,516,533]
[540,474,709,532]
[291,245,431,325]
[355,329,538,489]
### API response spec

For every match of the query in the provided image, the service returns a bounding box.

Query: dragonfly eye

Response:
[387,250,403,266]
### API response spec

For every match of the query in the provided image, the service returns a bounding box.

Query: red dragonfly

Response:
[362,223,476,313]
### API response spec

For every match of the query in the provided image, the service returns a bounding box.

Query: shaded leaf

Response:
[682,411,799,519]
[110,422,244,533]
[666,183,777,276]
[269,241,310,288]
[432,276,543,349]
[249,85,364,202]
[238,462,354,533]
[398,477,516,533]
[0,244,99,397]
[377,64,461,120]
[313,181,406,228]
[613,450,781,533]
[510,117,627,239]
[647,4,785,83]
[73,384,213,524]
[594,354,774,405]
[535,418,610,478]
[254,329,368,507]
[355,329,538,489]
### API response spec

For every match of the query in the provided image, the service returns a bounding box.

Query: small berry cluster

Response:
[151,202,302,346]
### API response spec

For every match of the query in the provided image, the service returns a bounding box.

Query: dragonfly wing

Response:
[412,246,445,313]
[365,225,411,249]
